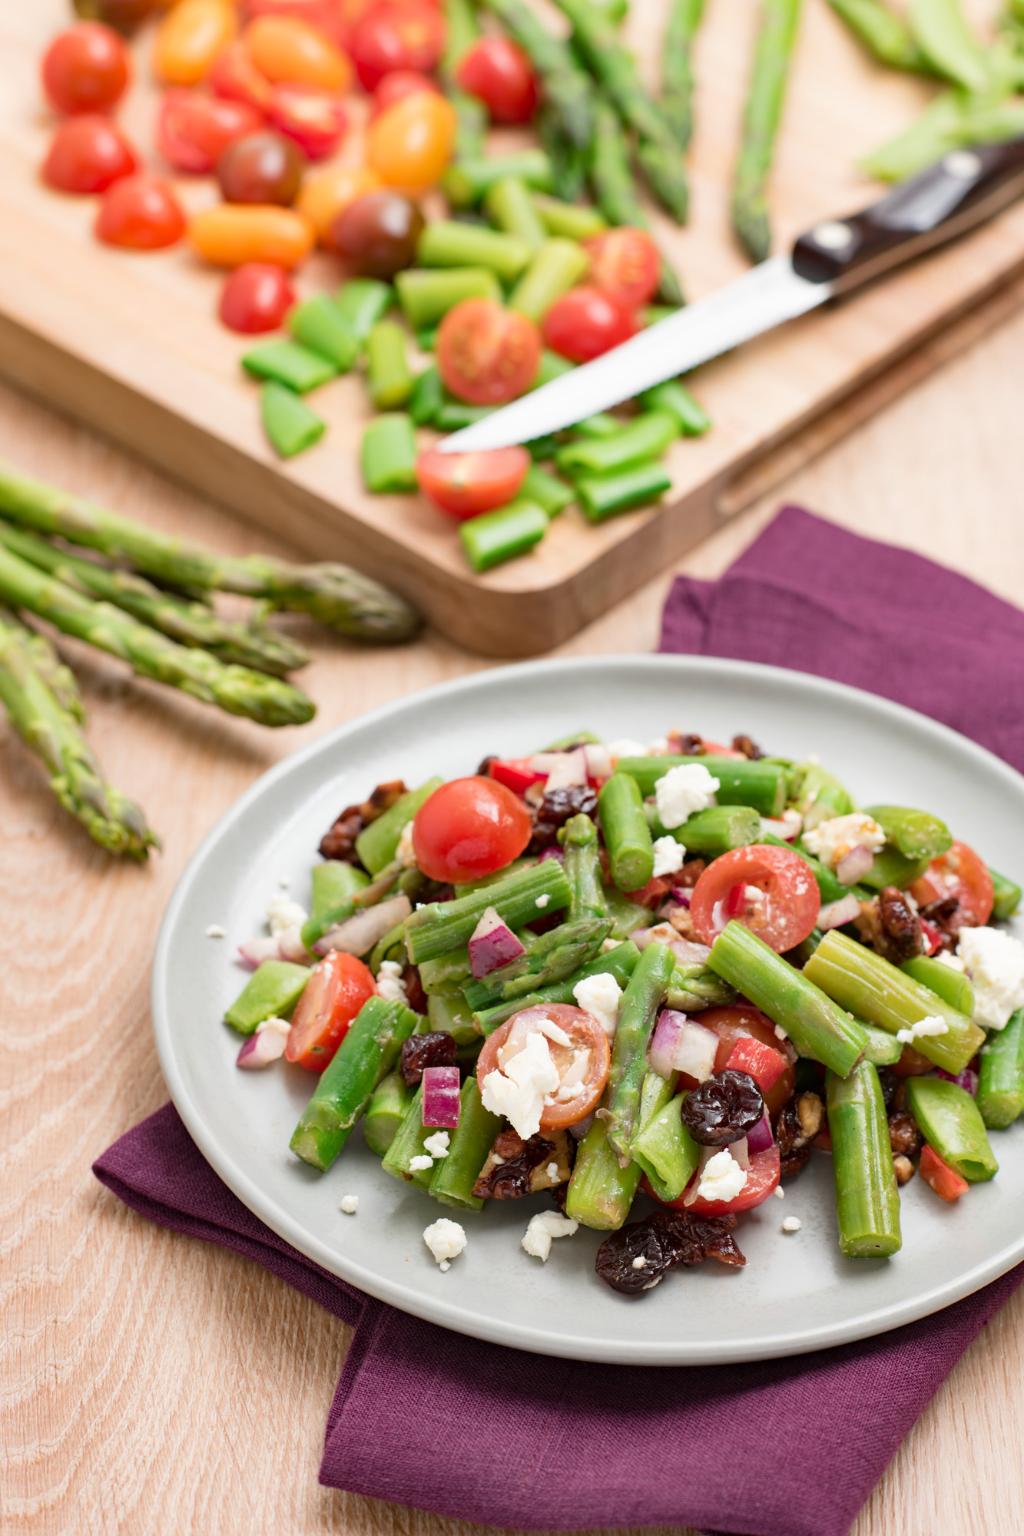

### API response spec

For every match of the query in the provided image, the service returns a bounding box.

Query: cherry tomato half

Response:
[919,1143,969,1202]
[690,844,820,953]
[366,89,456,195]
[329,190,424,277]
[153,0,238,87]
[267,82,348,158]
[95,175,187,249]
[209,40,276,112]
[285,951,377,1071]
[666,1144,782,1216]
[42,114,137,193]
[298,163,382,242]
[371,68,440,118]
[542,285,638,363]
[42,23,131,115]
[188,203,315,267]
[245,14,353,91]
[455,36,538,125]
[584,227,661,311]
[412,775,531,884]
[349,0,445,91]
[437,298,541,406]
[909,840,994,927]
[218,261,296,332]
[416,446,530,521]
[217,129,305,204]
[696,1006,796,1120]
[157,90,263,175]
[476,1004,611,1131]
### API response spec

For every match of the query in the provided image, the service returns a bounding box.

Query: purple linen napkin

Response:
[95,506,1024,1536]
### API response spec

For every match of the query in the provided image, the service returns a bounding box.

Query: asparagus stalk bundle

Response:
[0,608,155,858]
[731,0,804,262]
[480,0,595,151]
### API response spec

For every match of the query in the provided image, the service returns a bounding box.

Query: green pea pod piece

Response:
[629,1092,700,1201]
[225,960,309,1035]
[901,954,974,1016]
[977,1008,1024,1130]
[905,1076,999,1182]
[864,805,952,861]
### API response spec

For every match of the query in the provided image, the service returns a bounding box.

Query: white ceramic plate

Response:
[152,656,1024,1365]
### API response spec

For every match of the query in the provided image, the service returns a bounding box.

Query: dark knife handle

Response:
[792,136,1024,293]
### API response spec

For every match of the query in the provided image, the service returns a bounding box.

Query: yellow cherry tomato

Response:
[153,0,237,86]
[245,16,354,93]
[188,205,315,268]
[296,164,383,244]
[367,91,457,196]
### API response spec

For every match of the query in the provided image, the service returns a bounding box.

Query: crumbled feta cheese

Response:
[781,1216,802,1234]
[895,1015,949,1045]
[573,971,624,1037]
[801,814,885,871]
[256,1016,292,1039]
[205,923,226,939]
[631,1255,647,1270]
[606,737,647,761]
[521,1210,578,1262]
[957,926,1024,1030]
[423,1131,450,1159]
[647,736,671,756]
[340,1194,359,1215]
[535,893,551,909]
[535,1014,571,1047]
[773,1185,785,1200]
[480,1030,560,1138]
[546,1161,559,1181]
[773,1023,789,1041]
[423,1218,466,1269]
[601,937,620,954]
[409,1154,434,1172]
[396,821,417,867]
[552,1047,591,1101]
[652,834,686,878]
[267,893,308,938]
[654,763,720,829]
[696,1149,748,1203]
[376,959,408,1003]
[936,951,966,973]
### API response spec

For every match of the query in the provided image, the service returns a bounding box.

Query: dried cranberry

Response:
[680,1070,764,1146]
[529,784,598,852]
[731,733,763,760]
[888,1109,922,1159]
[472,1129,555,1200]
[401,964,427,1015]
[319,778,407,863]
[595,1210,744,1295]
[668,732,706,755]
[399,1031,457,1087]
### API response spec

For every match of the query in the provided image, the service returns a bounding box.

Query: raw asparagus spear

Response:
[15,616,83,719]
[567,1070,674,1229]
[441,0,488,159]
[606,941,676,1158]
[731,0,804,262]
[825,0,932,72]
[429,1078,502,1210]
[0,607,155,858]
[663,0,706,147]
[826,1061,902,1257]
[562,813,608,921]
[0,525,309,677]
[474,940,640,1034]
[588,102,686,306]
[537,105,588,202]
[0,459,419,643]
[0,543,315,728]
[406,860,571,964]
[481,0,594,150]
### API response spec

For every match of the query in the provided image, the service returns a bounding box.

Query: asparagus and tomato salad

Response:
[221,726,1024,1290]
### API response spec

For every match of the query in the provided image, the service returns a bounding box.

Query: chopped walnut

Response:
[776,1091,824,1179]
[319,779,408,863]
[893,1155,916,1186]
[888,1109,922,1160]
[667,731,706,756]
[731,734,763,760]
[472,1129,573,1200]
[854,886,924,965]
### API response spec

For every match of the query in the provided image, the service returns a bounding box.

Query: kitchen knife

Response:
[439,136,1024,455]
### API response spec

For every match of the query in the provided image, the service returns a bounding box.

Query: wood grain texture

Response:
[2,2,1024,654]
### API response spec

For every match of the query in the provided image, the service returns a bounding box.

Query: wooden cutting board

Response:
[1,0,1022,656]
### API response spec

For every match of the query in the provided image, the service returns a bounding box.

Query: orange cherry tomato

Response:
[245,14,353,90]
[95,175,187,250]
[296,163,382,242]
[367,90,457,196]
[153,0,238,86]
[285,951,377,1071]
[188,203,315,267]
[476,1004,611,1132]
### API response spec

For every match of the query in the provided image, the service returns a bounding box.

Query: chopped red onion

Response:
[668,888,692,908]
[537,846,565,863]
[649,1009,686,1077]
[537,748,588,791]
[315,893,411,957]
[633,925,711,967]
[277,925,311,963]
[583,743,612,782]
[421,1065,461,1128]
[683,1146,716,1207]
[236,1025,289,1070]
[747,1111,774,1154]
[817,892,862,930]
[468,905,526,978]
[836,844,875,885]
[730,1136,750,1171]
[237,935,281,969]
[937,1067,979,1096]
[649,1009,718,1082]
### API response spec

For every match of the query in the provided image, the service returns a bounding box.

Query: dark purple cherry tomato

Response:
[328,189,424,277]
[216,130,305,206]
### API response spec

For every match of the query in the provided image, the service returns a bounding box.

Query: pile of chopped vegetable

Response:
[221,726,1024,1289]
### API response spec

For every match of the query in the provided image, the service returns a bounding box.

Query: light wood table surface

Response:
[4,303,1024,1536]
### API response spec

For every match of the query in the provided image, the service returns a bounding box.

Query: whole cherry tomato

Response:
[95,175,187,249]
[437,298,541,406]
[209,40,276,112]
[42,23,131,115]
[367,90,457,195]
[285,951,377,1071]
[153,0,238,86]
[42,114,137,193]
[542,286,638,363]
[412,776,532,884]
[245,14,353,90]
[216,129,305,204]
[416,446,531,521]
[371,68,440,118]
[584,227,661,311]
[218,262,297,332]
[456,36,538,125]
[329,190,424,276]
[689,844,820,953]
[297,163,382,242]
[156,90,263,174]
[267,83,347,158]
[349,1,445,91]
[188,204,315,267]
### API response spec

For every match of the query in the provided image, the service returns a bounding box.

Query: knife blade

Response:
[439,135,1024,456]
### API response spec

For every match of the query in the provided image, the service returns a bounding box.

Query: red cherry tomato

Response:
[919,1143,969,1203]
[487,757,546,796]
[371,68,440,117]
[285,951,377,1071]
[267,83,347,158]
[696,1006,797,1119]
[42,23,131,115]
[42,114,137,193]
[666,1145,782,1216]
[412,775,532,884]
[475,1004,611,1131]
[724,1035,788,1095]
[584,227,661,310]
[156,90,263,174]
[437,298,542,406]
[542,286,638,363]
[416,446,530,521]
[455,36,538,124]
[209,40,276,111]
[348,1,445,91]
[218,262,296,332]
[690,844,820,953]
[95,175,187,249]
[909,840,994,927]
